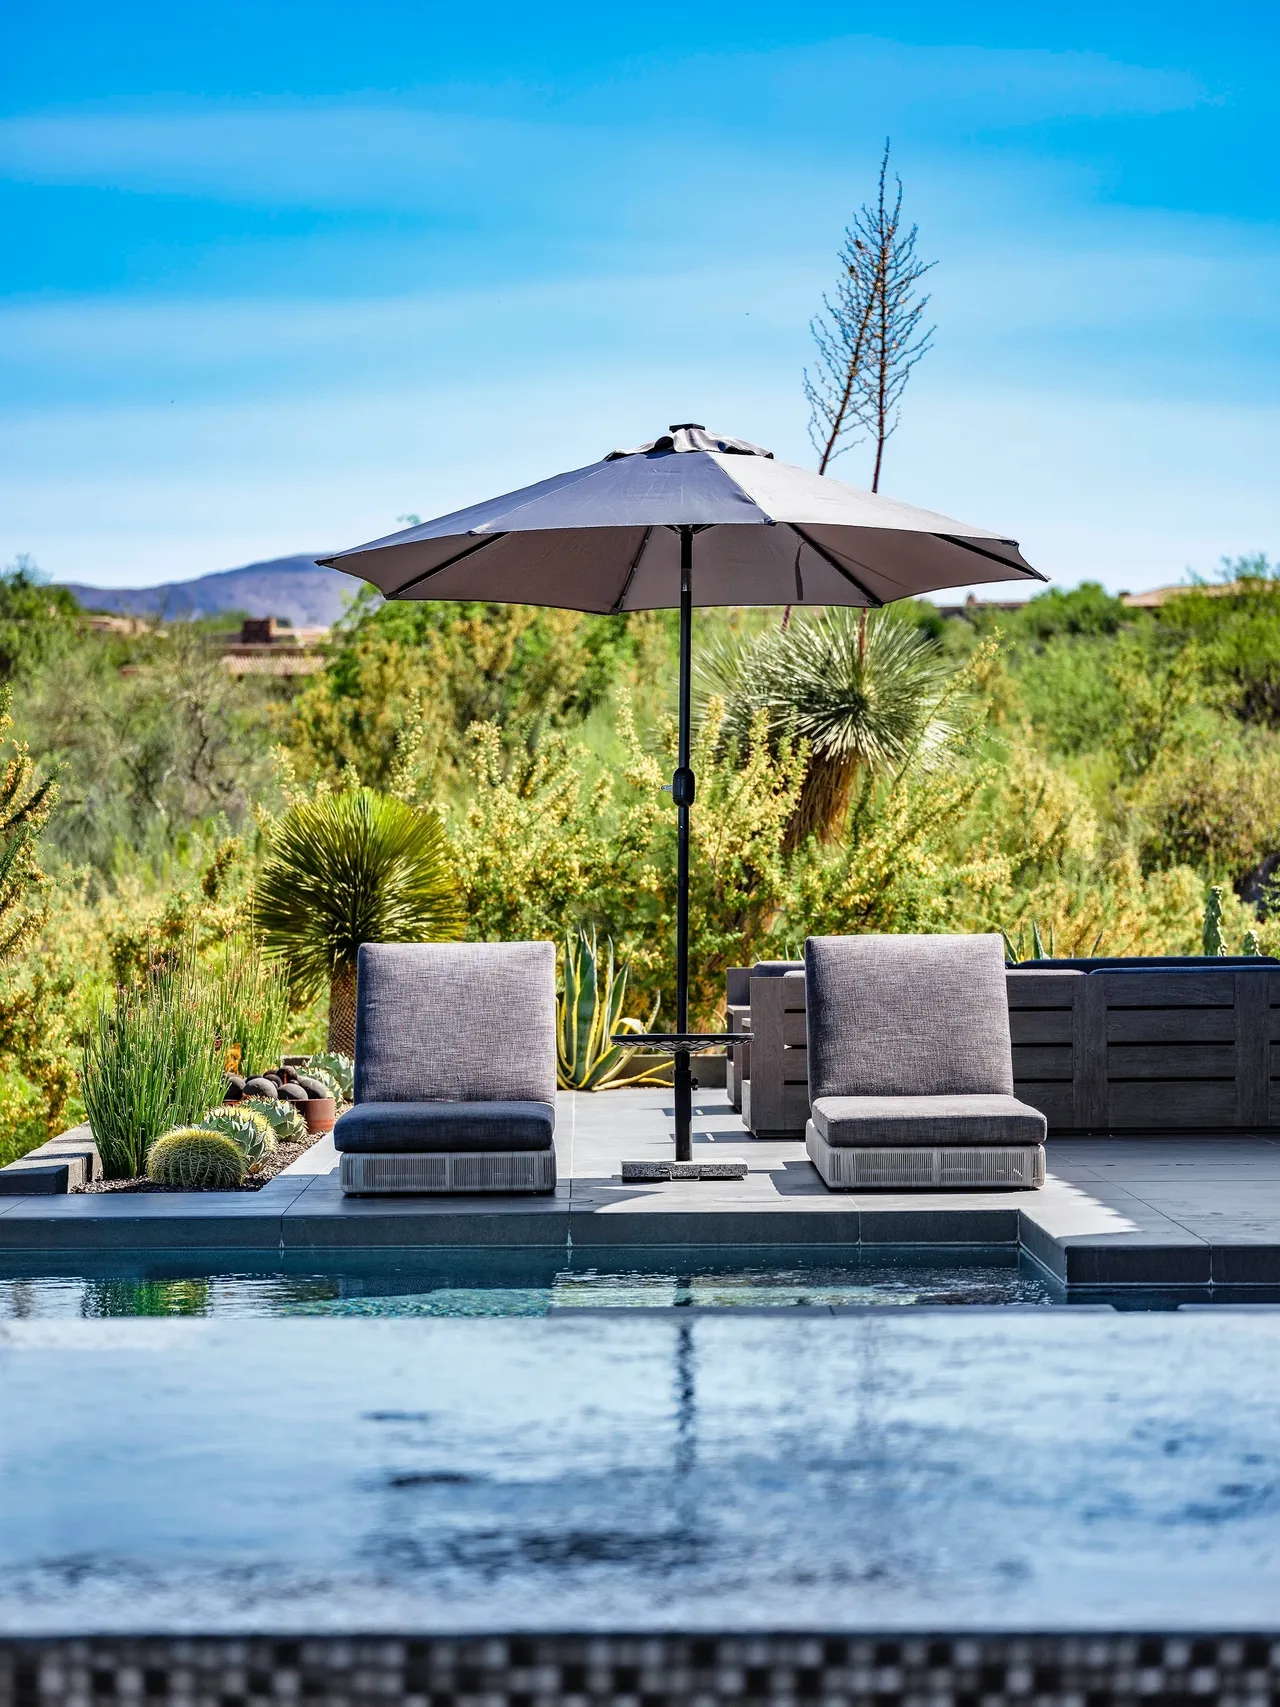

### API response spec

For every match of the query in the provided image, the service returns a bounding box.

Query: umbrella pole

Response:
[673,524,694,1162]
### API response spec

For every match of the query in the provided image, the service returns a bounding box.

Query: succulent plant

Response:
[243,1075,279,1100]
[306,1051,354,1101]
[198,1105,278,1170]
[147,1128,246,1190]
[244,1095,307,1143]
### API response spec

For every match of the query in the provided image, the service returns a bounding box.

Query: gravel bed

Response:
[74,1130,327,1193]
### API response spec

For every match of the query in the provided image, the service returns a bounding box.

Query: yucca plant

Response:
[81,960,226,1179]
[254,788,465,1055]
[557,926,666,1091]
[699,605,955,847]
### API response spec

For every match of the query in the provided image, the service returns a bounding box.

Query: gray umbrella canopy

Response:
[318,423,1044,611]
[319,424,1043,1164]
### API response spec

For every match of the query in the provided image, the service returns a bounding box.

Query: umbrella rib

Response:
[937,533,1049,580]
[789,526,885,607]
[608,527,654,615]
[383,531,510,599]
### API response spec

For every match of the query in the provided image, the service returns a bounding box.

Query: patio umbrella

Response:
[319,423,1044,1160]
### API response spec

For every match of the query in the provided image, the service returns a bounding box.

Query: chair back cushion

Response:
[805,933,1014,1100]
[355,941,556,1104]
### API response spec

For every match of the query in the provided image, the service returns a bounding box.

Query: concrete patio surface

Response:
[2,1088,1280,1286]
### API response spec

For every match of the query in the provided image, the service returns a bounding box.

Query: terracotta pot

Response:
[301,1096,336,1134]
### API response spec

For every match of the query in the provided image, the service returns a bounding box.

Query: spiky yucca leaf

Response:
[698,606,955,845]
[254,788,465,1052]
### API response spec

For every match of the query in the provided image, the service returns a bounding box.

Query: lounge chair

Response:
[335,941,558,1195]
[804,933,1047,1190]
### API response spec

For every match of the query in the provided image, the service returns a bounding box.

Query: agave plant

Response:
[254,788,465,1055]
[305,1051,354,1101]
[699,605,955,847]
[557,926,666,1091]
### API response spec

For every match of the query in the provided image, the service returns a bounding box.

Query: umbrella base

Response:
[620,1158,748,1181]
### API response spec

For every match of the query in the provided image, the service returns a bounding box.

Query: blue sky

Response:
[2,1,1277,595]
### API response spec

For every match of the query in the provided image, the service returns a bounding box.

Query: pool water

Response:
[0,1246,1065,1317]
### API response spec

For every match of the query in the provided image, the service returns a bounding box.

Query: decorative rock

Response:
[224,1073,246,1102]
[277,1081,308,1104]
[243,1076,279,1100]
[295,1075,332,1101]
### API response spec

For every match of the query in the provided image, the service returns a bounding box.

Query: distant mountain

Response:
[58,554,371,628]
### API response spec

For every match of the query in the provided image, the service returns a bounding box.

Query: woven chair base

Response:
[806,1123,1045,1191]
[339,1148,557,1195]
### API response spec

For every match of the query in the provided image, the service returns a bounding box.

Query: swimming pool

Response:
[1,1245,1061,1317]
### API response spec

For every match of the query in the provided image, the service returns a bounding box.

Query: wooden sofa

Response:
[737,958,1280,1137]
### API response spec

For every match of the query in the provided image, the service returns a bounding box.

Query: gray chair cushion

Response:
[355,941,556,1104]
[805,933,1015,1100]
[334,1100,556,1153]
[810,1094,1046,1148]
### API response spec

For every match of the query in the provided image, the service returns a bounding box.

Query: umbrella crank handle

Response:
[666,767,695,807]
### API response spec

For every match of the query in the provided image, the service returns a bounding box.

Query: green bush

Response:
[81,961,225,1179]
[146,1127,246,1189]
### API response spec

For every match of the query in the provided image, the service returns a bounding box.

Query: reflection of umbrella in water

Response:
[320,423,1043,1160]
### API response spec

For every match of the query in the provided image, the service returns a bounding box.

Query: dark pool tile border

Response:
[565,1208,864,1247]
[3,1632,1278,1707]
[858,1207,1020,1245]
[1208,1242,1280,1284]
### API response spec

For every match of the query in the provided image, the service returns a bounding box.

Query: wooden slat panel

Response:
[1107,1078,1235,1128]
[781,971,807,1012]
[782,1012,807,1048]
[1109,1008,1235,1043]
[1100,971,1235,1006]
[1267,1009,1280,1043]
[1236,970,1271,1126]
[1014,1080,1073,1129]
[1010,1010,1072,1044]
[1269,1082,1280,1127]
[1107,1043,1235,1079]
[781,1048,809,1085]
[1012,1045,1073,1079]
[742,1078,808,1137]
[1005,970,1085,1008]
[1074,975,1108,1128]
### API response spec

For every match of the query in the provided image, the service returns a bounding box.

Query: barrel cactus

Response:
[198,1105,277,1170]
[147,1129,246,1190]
[244,1095,307,1143]
[307,1051,354,1102]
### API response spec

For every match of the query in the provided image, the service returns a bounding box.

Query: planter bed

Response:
[73,1129,324,1193]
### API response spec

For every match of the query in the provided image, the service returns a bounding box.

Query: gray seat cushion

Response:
[334,1100,556,1153]
[805,933,1015,1099]
[355,941,556,1104]
[810,1094,1047,1148]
